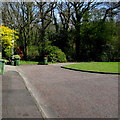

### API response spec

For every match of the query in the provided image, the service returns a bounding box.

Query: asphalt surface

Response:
[2,65,43,118]
[17,64,118,118]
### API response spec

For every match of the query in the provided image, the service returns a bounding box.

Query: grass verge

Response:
[20,60,57,65]
[63,62,120,74]
[20,60,39,65]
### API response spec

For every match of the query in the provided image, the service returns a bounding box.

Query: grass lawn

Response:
[20,60,39,65]
[20,60,56,65]
[63,62,120,73]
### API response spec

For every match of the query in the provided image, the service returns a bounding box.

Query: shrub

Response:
[4,48,12,58]
[45,46,67,62]
[28,46,39,61]
[12,55,20,59]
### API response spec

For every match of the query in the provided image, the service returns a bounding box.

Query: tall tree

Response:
[70,2,101,61]
[56,2,72,53]
[69,2,120,61]
[35,2,57,58]
[2,2,36,59]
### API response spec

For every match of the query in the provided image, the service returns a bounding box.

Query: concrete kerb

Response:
[61,66,120,75]
[16,67,57,119]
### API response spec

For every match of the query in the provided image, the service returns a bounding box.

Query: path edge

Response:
[16,67,51,119]
[61,66,120,75]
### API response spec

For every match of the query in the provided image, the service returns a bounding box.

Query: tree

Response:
[2,2,119,62]
[35,2,57,58]
[0,25,18,58]
[2,2,36,60]
[69,2,120,61]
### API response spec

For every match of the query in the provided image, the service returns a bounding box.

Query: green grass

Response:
[63,62,120,73]
[20,60,59,65]
[20,60,39,65]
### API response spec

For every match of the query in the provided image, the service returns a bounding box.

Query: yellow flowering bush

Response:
[0,25,19,49]
[0,25,19,58]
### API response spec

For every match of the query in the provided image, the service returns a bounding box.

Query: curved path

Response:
[2,65,42,118]
[17,63,118,118]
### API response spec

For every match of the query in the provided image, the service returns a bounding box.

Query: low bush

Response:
[26,45,67,62]
[12,55,21,59]
[45,46,67,62]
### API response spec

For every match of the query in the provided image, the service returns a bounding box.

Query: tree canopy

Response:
[1,1,120,62]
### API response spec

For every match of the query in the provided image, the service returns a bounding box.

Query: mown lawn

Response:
[63,62,120,73]
[20,60,57,65]
[20,60,55,65]
[20,60,39,65]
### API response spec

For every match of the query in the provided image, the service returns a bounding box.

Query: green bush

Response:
[28,46,39,61]
[4,48,12,58]
[12,55,20,59]
[45,46,67,62]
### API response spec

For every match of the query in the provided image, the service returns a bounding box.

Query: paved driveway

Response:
[2,65,42,118]
[17,64,118,118]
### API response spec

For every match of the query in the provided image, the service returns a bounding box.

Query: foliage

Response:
[79,21,118,62]
[2,2,120,62]
[4,48,12,58]
[12,55,20,59]
[0,25,19,58]
[100,22,118,61]
[27,46,39,61]
[0,25,18,49]
[44,45,67,62]
[48,29,76,61]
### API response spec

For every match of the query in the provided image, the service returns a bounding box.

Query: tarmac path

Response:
[2,65,43,118]
[17,63,118,118]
